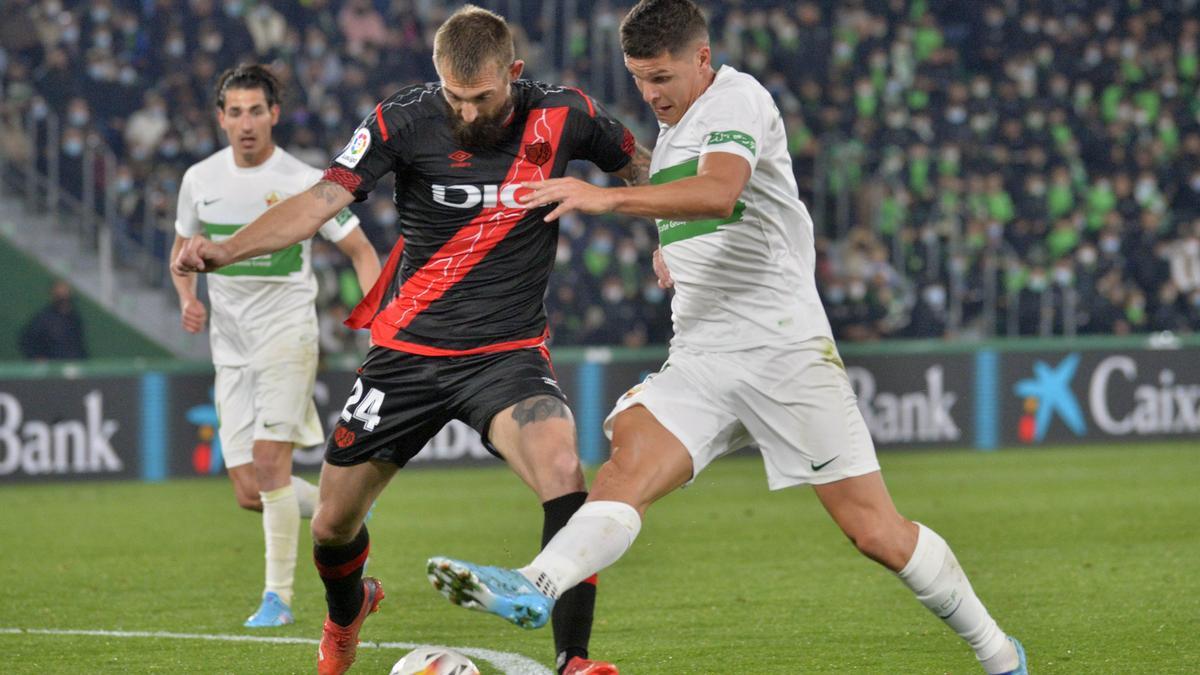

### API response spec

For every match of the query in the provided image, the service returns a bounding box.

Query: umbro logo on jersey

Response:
[449,150,472,167]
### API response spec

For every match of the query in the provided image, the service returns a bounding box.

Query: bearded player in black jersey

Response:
[174,5,649,675]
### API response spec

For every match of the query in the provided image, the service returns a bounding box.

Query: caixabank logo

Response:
[1013,354,1087,443]
[1009,351,1200,444]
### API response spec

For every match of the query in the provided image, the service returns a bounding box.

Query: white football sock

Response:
[291,475,319,519]
[898,523,1018,674]
[261,484,299,606]
[519,500,642,599]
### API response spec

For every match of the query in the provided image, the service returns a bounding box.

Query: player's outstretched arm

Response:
[521,151,750,223]
[334,227,382,297]
[172,181,355,274]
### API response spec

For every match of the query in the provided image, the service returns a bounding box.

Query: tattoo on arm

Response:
[311,180,346,205]
[511,395,570,426]
[624,144,652,186]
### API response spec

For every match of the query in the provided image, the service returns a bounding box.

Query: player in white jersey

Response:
[427,2,1027,673]
[170,65,381,628]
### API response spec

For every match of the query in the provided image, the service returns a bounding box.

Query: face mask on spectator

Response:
[1192,294,1200,309]
[602,284,624,304]
[356,102,374,119]
[61,26,79,45]
[1188,174,1200,191]
[322,110,341,128]
[1053,267,1074,286]
[202,33,223,52]
[618,247,637,265]
[642,284,664,303]
[590,238,613,254]
[88,63,115,81]
[946,106,966,124]
[1078,247,1097,266]
[1096,14,1114,32]
[91,6,110,23]
[225,1,244,17]
[923,285,946,308]
[44,0,62,14]
[63,139,84,157]
[307,40,327,58]
[826,286,846,304]
[160,141,180,158]
[94,31,112,50]
[167,39,185,58]
[68,109,90,127]
[848,281,867,301]
[119,66,136,85]
[1101,237,1120,254]
[30,100,49,120]
[1028,274,1048,292]
[193,137,214,155]
[116,175,134,193]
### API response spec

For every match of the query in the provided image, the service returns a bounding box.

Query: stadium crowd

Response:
[2,0,1200,352]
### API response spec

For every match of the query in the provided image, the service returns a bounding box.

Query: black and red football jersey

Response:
[324,80,634,355]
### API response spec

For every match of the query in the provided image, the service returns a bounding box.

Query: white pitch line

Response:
[0,627,553,675]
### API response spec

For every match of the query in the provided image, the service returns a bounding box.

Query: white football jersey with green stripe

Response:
[649,65,832,352]
[176,146,360,365]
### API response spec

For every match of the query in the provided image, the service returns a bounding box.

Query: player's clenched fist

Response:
[180,297,207,333]
[171,237,231,275]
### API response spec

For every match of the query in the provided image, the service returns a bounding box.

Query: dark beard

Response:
[447,98,515,149]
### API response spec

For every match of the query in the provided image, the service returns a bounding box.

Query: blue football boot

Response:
[244,591,294,628]
[426,556,554,629]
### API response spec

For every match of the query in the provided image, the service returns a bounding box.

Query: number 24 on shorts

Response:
[340,378,386,431]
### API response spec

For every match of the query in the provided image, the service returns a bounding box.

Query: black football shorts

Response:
[324,345,568,467]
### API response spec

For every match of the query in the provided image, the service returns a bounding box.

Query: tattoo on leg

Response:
[512,396,569,426]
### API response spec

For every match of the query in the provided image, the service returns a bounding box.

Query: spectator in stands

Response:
[18,280,88,360]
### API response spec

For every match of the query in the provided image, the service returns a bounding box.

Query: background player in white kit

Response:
[170,64,381,627]
[429,1,1028,673]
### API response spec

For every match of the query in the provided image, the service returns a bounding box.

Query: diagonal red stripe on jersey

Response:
[375,102,389,141]
[345,235,404,330]
[373,106,571,340]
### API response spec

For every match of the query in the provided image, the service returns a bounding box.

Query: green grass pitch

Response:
[1,442,1196,673]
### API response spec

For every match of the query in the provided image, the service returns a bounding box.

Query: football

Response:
[390,646,481,675]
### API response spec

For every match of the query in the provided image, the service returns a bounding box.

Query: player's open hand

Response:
[652,246,674,289]
[180,297,207,333]
[172,237,230,275]
[521,177,615,222]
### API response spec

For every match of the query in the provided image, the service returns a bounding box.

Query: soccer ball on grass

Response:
[390,646,481,675]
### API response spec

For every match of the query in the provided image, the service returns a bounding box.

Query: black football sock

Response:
[313,525,370,627]
[542,491,597,673]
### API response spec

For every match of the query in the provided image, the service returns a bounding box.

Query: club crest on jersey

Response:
[335,127,371,168]
[264,191,281,207]
[524,141,551,166]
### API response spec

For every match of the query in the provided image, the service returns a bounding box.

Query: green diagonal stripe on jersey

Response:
[705,130,756,154]
[203,222,303,277]
[649,157,745,246]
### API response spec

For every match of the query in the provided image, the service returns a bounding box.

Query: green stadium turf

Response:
[0,442,1196,673]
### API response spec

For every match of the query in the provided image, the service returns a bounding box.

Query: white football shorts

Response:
[214,328,324,468]
[604,337,880,489]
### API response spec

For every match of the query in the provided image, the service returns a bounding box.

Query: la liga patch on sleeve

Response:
[335,127,372,168]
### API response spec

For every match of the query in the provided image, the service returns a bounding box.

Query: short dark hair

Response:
[214,64,283,110]
[620,0,709,59]
[433,4,515,80]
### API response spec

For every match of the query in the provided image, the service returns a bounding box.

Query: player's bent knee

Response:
[310,512,361,546]
[845,521,910,570]
[235,493,263,511]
